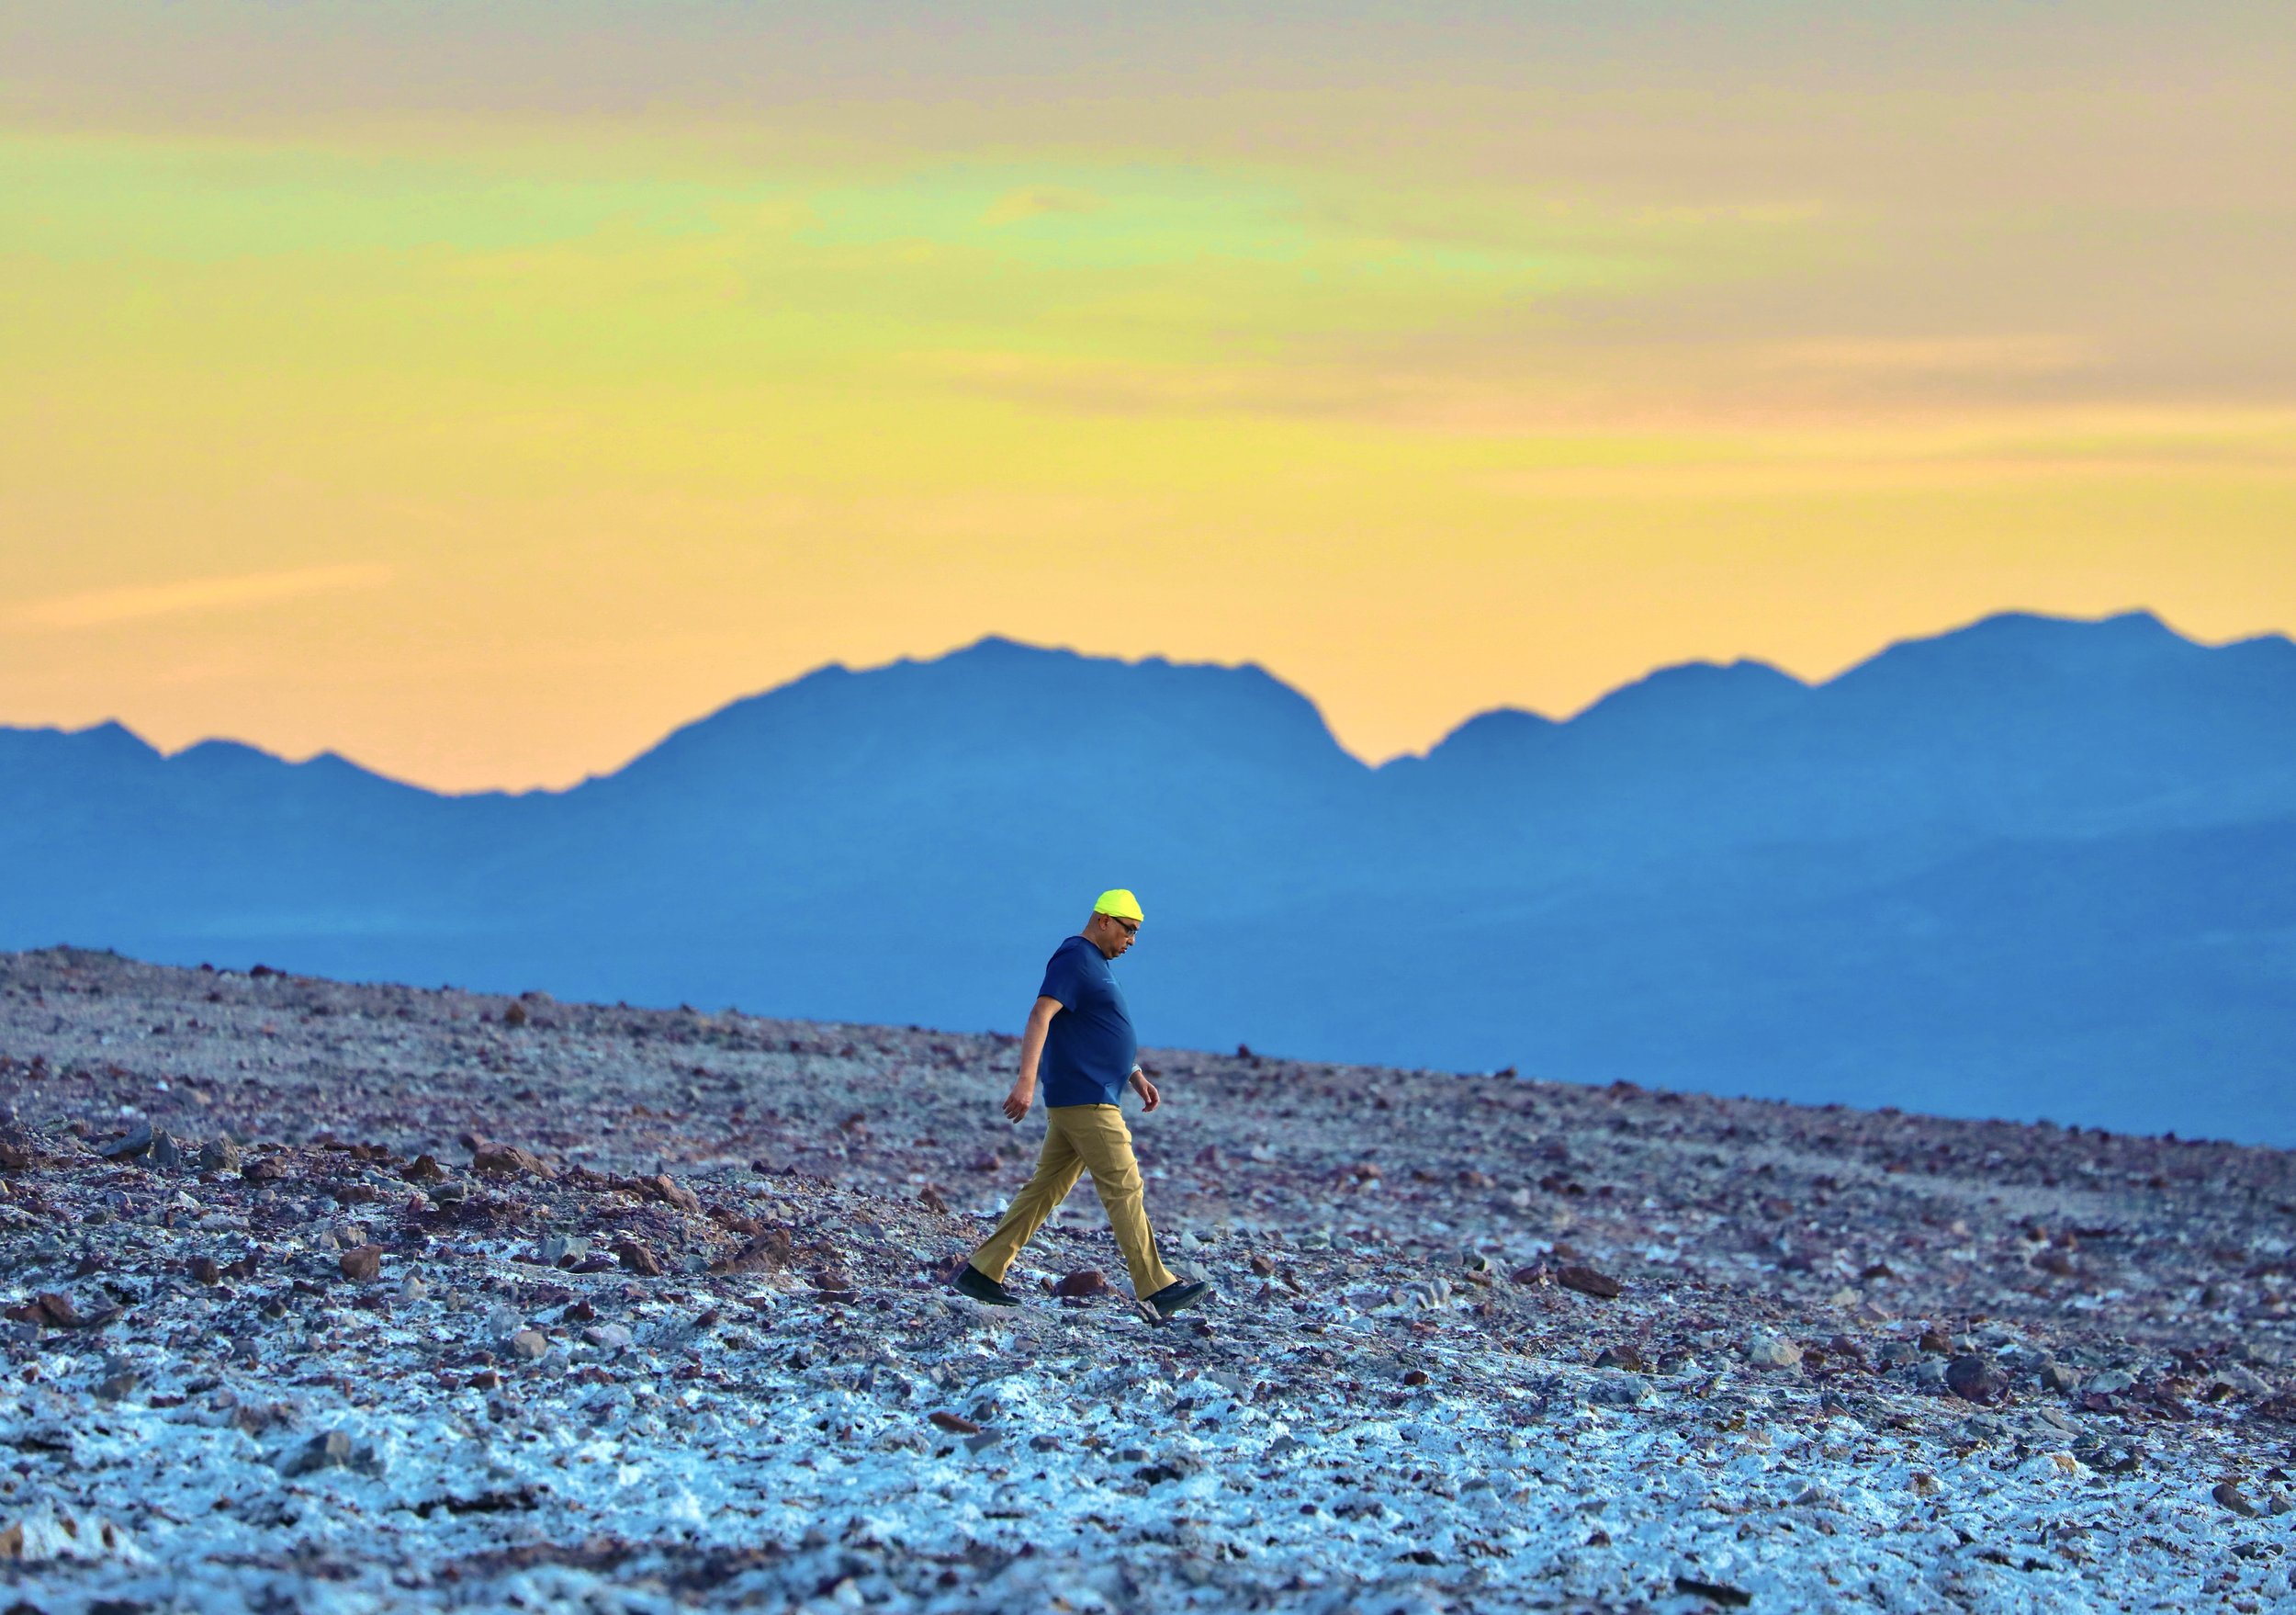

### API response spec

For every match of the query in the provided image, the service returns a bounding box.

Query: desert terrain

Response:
[2,944,2291,1611]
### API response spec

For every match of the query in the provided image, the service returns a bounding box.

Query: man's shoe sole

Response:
[1147,1281,1213,1322]
[952,1266,1019,1307]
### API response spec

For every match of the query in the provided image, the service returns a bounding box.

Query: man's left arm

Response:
[1128,1065,1160,1112]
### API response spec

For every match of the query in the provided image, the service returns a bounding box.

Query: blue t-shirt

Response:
[1037,933,1137,1108]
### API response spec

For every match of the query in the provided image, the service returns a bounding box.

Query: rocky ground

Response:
[1,944,2292,1612]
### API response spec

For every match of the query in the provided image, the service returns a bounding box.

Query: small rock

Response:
[279,1429,355,1476]
[1586,1372,1649,1407]
[1556,1265,1621,1300]
[1135,1456,1202,1485]
[24,1292,81,1328]
[148,1132,185,1171]
[614,1240,664,1277]
[808,1271,861,1304]
[2071,1432,2144,1474]
[1744,1331,1804,1369]
[400,1154,445,1183]
[929,1411,981,1435]
[2038,1360,2080,1393]
[507,1329,550,1361]
[1508,1263,1546,1285]
[917,1185,950,1214]
[1053,1270,1111,1299]
[472,1144,553,1179]
[98,1120,153,1160]
[539,1234,590,1268]
[2213,1480,2262,1518]
[582,1323,635,1351]
[2217,1364,2272,1398]
[710,1229,793,1276]
[197,1137,242,1174]
[189,1256,221,1286]
[399,1275,429,1302]
[641,1173,701,1214]
[95,1367,140,1401]
[1395,1277,1452,1309]
[338,1246,384,1283]
[1593,1344,1649,1374]
[2083,1369,2135,1398]
[1946,1354,2008,1404]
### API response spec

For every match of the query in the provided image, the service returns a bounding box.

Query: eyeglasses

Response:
[1107,917,1140,935]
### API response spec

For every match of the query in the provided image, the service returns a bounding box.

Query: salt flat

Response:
[2,946,2291,1611]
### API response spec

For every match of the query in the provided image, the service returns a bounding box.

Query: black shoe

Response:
[1144,1279,1212,1322]
[953,1263,1020,1307]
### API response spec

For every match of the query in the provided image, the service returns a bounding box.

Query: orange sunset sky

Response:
[4,3,2292,793]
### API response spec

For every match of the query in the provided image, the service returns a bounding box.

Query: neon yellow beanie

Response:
[1092,888,1144,921]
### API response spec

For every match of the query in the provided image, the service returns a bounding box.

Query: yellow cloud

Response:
[981,186,1106,226]
[1758,335,2097,378]
[9,562,394,631]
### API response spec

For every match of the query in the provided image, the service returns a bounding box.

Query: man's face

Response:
[1090,912,1140,959]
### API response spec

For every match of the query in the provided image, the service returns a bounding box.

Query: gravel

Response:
[2,944,2293,1612]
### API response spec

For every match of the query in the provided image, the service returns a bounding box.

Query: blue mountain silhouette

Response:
[6,610,2291,1142]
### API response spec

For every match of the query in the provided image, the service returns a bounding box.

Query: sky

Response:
[3,2,2292,793]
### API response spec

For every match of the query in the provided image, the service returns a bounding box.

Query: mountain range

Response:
[5,609,2292,1143]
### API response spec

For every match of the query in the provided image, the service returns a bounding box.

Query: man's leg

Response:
[1064,1104,1180,1300]
[968,1121,1086,1283]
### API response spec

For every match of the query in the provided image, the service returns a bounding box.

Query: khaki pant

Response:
[970,1103,1178,1300]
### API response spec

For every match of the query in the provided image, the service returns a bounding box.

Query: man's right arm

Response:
[1004,996,1063,1123]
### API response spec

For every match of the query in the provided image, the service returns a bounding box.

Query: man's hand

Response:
[1129,1069,1160,1112]
[1005,996,1059,1124]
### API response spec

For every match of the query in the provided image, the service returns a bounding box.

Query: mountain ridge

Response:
[5,607,2292,1142]
[20,607,2289,796]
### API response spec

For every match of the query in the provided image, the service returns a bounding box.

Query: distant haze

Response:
[6,610,2292,1145]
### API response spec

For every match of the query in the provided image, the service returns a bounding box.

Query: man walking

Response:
[954,889,1212,1322]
